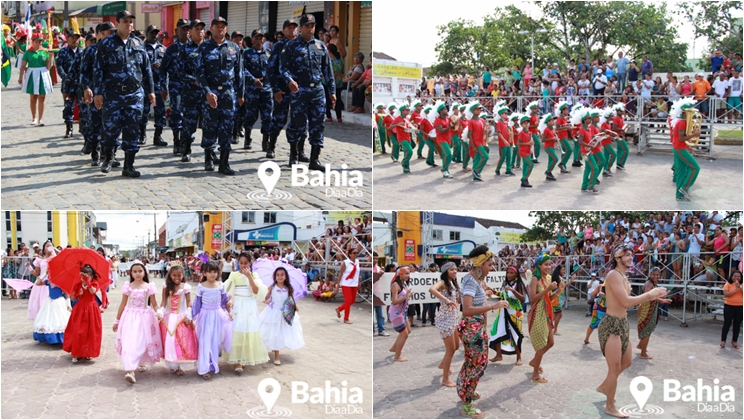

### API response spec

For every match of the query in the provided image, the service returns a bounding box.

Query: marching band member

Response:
[526,101,541,163]
[433,101,453,178]
[669,98,701,201]
[611,104,629,170]
[374,103,388,155]
[465,102,488,181]
[392,103,415,174]
[573,107,599,194]
[494,104,514,177]
[554,101,572,174]
[384,103,398,163]
[600,108,620,177]
[515,113,534,188]
[539,113,559,181]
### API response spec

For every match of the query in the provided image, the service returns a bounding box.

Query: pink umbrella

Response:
[251,259,308,301]
[3,278,35,292]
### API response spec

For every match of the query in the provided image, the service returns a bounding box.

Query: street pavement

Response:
[373,303,743,419]
[0,65,372,210]
[1,277,372,419]
[372,144,743,210]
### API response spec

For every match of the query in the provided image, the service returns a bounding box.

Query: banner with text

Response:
[373,271,506,305]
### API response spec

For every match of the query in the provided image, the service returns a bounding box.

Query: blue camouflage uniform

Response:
[57,44,83,127]
[196,38,243,154]
[79,41,102,158]
[268,37,290,139]
[242,45,272,140]
[179,38,206,159]
[142,40,167,130]
[94,33,154,155]
[161,38,186,135]
[280,35,335,149]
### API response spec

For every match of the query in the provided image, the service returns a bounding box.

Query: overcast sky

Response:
[373,0,738,66]
[373,211,536,229]
[93,211,170,249]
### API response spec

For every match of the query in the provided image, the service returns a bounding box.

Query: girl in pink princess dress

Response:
[28,240,56,320]
[157,263,198,375]
[113,260,163,384]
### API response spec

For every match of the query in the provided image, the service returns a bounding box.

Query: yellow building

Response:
[3,211,91,250]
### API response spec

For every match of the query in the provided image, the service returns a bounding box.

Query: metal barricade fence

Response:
[1,255,37,297]
[492,250,740,325]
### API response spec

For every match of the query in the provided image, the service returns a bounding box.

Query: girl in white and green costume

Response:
[19,35,54,126]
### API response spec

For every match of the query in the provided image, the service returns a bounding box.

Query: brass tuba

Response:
[684,108,703,147]
[450,114,460,132]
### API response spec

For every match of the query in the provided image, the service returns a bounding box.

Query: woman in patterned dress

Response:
[428,261,461,387]
[527,253,557,383]
[456,246,509,419]
[636,267,672,359]
[388,267,412,362]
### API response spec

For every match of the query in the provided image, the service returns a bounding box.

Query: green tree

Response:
[678,1,743,49]
[432,19,481,75]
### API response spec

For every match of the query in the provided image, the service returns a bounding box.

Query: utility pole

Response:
[391,212,397,265]
[63,1,68,30]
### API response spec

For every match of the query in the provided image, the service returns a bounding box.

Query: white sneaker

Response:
[31,118,38,125]
[38,120,45,126]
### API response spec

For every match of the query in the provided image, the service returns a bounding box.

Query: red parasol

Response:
[48,248,112,307]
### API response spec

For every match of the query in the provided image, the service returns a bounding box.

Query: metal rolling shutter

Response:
[276,1,297,30]
[228,1,248,36]
[303,1,324,14]
[198,7,210,24]
[245,1,260,35]
[358,4,372,59]
[172,5,182,33]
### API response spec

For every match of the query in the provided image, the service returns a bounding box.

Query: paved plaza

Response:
[1,278,372,419]
[373,304,743,419]
[372,145,743,210]
[0,65,372,210]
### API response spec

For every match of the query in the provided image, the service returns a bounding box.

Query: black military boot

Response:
[289,142,299,165]
[297,138,310,163]
[172,131,181,156]
[308,145,325,171]
[181,139,192,162]
[210,149,220,165]
[261,133,269,152]
[153,126,167,146]
[81,140,93,155]
[100,148,114,173]
[205,150,215,171]
[122,152,141,178]
[244,133,253,150]
[266,135,277,159]
[218,149,235,175]
[231,124,240,144]
[138,125,147,144]
[90,145,100,167]
[112,147,121,167]
[64,122,73,138]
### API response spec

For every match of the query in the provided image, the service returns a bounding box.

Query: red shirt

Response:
[392,116,411,142]
[543,127,557,148]
[612,115,625,135]
[673,119,687,150]
[590,124,602,154]
[573,123,581,139]
[496,120,510,148]
[419,118,434,138]
[518,130,532,157]
[433,116,452,145]
[578,124,593,155]
[529,114,539,134]
[600,122,613,145]
[383,115,395,131]
[556,116,570,139]
[469,118,486,147]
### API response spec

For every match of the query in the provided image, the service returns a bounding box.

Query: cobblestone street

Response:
[1,278,372,419]
[373,305,743,419]
[1,65,372,210]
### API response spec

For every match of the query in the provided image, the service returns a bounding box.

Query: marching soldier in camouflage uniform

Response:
[241,29,272,151]
[267,18,299,158]
[178,18,207,163]
[160,18,190,154]
[196,17,243,175]
[142,25,168,147]
[57,30,83,138]
[93,10,155,177]
[77,33,95,155]
[230,30,245,145]
[81,22,115,166]
[279,14,335,169]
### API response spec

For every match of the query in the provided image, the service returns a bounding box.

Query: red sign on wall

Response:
[212,224,222,249]
[404,239,415,261]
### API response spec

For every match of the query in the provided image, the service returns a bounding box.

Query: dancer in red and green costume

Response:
[669,98,701,201]
[457,104,467,163]
[418,105,437,167]
[611,104,629,170]
[460,104,471,172]
[516,114,534,188]
[554,101,572,174]
[384,103,398,163]
[539,113,559,181]
[449,103,462,163]
[599,108,617,177]
[526,101,541,163]
[433,101,453,177]
[418,105,436,165]
[374,103,388,155]
[393,103,414,174]
[510,113,521,170]
[467,102,488,182]
[574,108,599,194]
[410,100,425,158]
[494,105,515,176]
[589,109,607,185]
[570,104,585,168]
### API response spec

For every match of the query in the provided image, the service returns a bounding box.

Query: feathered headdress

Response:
[612,103,626,113]
[509,112,522,128]
[601,107,615,123]
[669,97,697,129]
[411,100,422,110]
[449,102,460,117]
[525,100,540,113]
[570,106,590,125]
[494,99,506,110]
[538,113,554,133]
[554,100,569,115]
[464,102,481,120]
[375,103,386,112]
[387,102,397,113]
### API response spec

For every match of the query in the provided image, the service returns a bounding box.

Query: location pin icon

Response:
[257,378,281,413]
[258,161,281,195]
[629,376,653,410]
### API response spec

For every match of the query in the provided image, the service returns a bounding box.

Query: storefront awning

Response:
[97,1,126,17]
[69,6,97,17]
